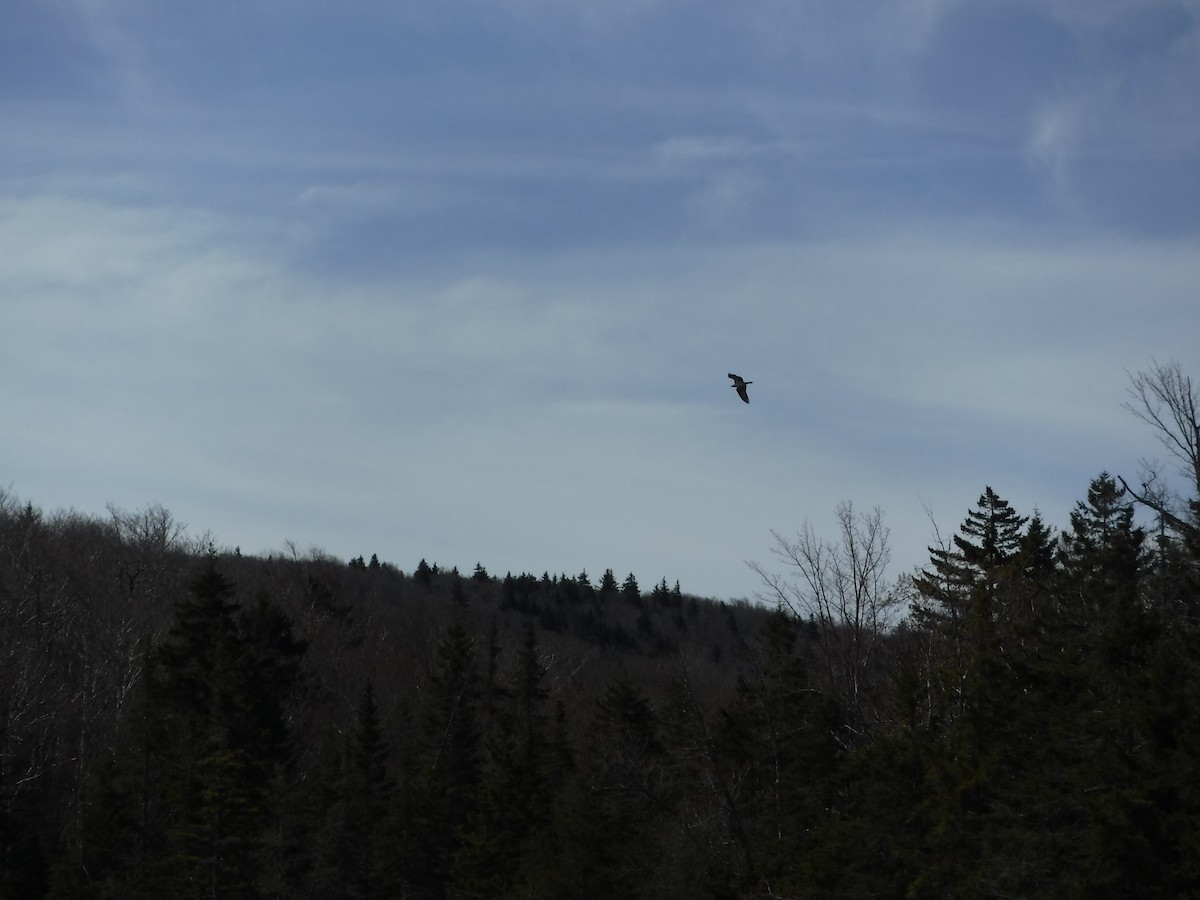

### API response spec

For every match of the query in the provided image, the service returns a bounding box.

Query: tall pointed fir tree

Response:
[455,622,557,896]
[150,559,304,898]
[908,489,1036,895]
[708,609,844,894]
[1059,472,1147,650]
[313,680,393,899]
[538,676,669,898]
[912,487,1029,718]
[399,622,480,897]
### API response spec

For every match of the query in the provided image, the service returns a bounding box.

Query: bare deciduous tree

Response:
[750,502,909,733]
[1120,359,1200,536]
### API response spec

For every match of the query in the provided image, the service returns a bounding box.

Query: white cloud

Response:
[1026,98,1083,197]
[4,0,1200,599]
[653,134,777,165]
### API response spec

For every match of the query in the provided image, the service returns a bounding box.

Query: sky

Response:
[4,0,1200,602]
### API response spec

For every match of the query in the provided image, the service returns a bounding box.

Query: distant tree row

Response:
[0,488,769,898]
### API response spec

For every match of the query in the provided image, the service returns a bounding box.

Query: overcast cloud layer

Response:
[4,1,1199,600]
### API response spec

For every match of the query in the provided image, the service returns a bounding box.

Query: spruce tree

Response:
[1060,472,1145,632]
[912,487,1029,715]
[404,623,480,897]
[456,623,555,896]
[914,488,1027,622]
[152,560,304,898]
[541,677,667,898]
[908,490,1036,894]
[313,681,393,899]
[598,568,619,595]
[621,573,640,604]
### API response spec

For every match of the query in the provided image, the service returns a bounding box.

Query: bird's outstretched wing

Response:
[728,373,751,403]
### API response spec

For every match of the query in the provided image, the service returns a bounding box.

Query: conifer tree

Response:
[914,487,1027,622]
[313,680,392,899]
[150,559,304,898]
[711,610,841,890]
[456,623,555,896]
[404,623,480,897]
[598,568,619,595]
[621,572,640,603]
[541,676,667,897]
[1061,473,1145,630]
[912,487,1029,716]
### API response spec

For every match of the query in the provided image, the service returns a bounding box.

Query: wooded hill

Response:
[0,492,779,899]
[4,361,1200,899]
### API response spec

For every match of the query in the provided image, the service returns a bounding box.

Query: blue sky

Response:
[4,0,1199,600]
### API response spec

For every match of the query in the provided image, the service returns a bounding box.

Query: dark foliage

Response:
[2,449,1199,898]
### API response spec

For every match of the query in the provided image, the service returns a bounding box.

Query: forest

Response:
[2,361,1199,899]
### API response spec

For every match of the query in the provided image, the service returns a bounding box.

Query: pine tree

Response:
[907,490,1037,893]
[1060,472,1146,633]
[150,559,304,898]
[456,623,556,896]
[914,487,1028,624]
[313,681,393,899]
[621,573,640,604]
[598,568,619,595]
[540,677,668,898]
[403,623,481,897]
[710,610,841,891]
[912,487,1029,717]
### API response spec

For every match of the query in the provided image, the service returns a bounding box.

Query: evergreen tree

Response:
[403,623,481,897]
[456,623,557,896]
[313,681,393,899]
[1060,472,1146,632]
[914,487,1028,628]
[1001,511,1061,659]
[236,593,307,764]
[148,559,304,898]
[598,568,619,595]
[158,563,241,722]
[621,572,640,603]
[908,490,1042,895]
[712,610,841,892]
[539,677,668,898]
[912,487,1029,720]
[650,578,672,605]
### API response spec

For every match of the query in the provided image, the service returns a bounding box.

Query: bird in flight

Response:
[728,373,752,404]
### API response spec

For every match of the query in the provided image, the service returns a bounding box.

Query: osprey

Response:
[728,373,752,404]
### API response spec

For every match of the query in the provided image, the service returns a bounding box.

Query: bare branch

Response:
[1122,360,1200,535]
[1117,474,1192,536]
[1123,360,1200,496]
[751,504,905,732]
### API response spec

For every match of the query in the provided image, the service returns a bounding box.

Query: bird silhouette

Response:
[728,373,752,403]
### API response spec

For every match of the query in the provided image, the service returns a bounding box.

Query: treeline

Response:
[3,362,1199,898]
[0,495,774,899]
